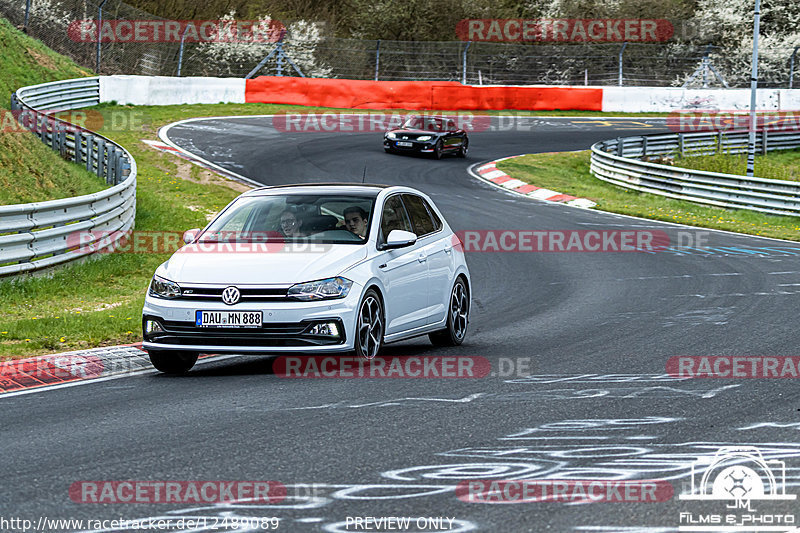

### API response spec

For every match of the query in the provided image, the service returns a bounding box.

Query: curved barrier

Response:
[2,78,137,277]
[591,130,800,216]
[245,76,603,111]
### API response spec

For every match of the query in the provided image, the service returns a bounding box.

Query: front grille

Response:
[177,286,289,302]
[163,320,307,335]
[143,317,346,348]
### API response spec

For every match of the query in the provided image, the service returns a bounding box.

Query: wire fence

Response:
[2,0,799,88]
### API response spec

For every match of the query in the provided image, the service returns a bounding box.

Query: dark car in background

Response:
[383,116,469,159]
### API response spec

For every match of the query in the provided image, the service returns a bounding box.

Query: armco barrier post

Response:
[375,40,380,81]
[58,125,67,158]
[51,122,59,151]
[97,138,106,178]
[96,0,109,73]
[678,133,685,156]
[616,137,624,157]
[463,41,471,85]
[116,151,124,184]
[75,130,83,165]
[618,42,628,86]
[85,135,94,173]
[24,0,31,31]
[177,25,189,77]
[107,145,116,184]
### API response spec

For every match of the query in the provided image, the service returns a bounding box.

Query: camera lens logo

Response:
[680,446,796,502]
[716,466,760,499]
[221,286,241,305]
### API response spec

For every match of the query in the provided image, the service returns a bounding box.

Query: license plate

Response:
[196,310,262,328]
[397,141,413,147]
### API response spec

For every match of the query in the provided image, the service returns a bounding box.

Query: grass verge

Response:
[0,17,106,205]
[674,149,800,182]
[497,150,800,241]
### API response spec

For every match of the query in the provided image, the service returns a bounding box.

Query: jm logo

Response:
[680,446,796,506]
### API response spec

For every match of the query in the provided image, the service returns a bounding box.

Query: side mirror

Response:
[183,228,200,244]
[382,229,417,250]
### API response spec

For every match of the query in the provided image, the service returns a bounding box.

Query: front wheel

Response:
[429,278,469,346]
[355,289,384,359]
[433,140,443,160]
[457,139,469,158]
[148,350,198,374]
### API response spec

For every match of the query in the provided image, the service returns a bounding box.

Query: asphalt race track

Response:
[2,116,800,532]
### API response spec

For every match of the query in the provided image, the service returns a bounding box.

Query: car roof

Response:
[242,183,400,197]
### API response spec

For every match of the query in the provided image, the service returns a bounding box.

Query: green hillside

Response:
[0,17,106,206]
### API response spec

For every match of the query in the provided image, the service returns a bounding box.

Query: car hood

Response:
[160,244,368,285]
[387,128,444,136]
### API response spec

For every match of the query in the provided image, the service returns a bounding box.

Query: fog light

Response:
[145,320,164,333]
[309,322,339,337]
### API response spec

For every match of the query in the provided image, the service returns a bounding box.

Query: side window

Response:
[380,195,413,242]
[423,198,443,231]
[402,194,437,237]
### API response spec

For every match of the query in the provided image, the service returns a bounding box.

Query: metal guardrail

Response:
[1,77,137,277]
[590,129,800,216]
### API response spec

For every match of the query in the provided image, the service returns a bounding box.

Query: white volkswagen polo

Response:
[142,184,471,373]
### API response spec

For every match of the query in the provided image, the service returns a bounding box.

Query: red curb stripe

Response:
[547,194,579,202]
[490,175,512,184]
[514,184,540,194]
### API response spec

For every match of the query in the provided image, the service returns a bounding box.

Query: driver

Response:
[343,206,368,240]
[279,209,304,238]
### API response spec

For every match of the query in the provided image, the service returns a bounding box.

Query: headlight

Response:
[288,276,353,301]
[417,135,433,141]
[385,132,397,139]
[149,275,181,299]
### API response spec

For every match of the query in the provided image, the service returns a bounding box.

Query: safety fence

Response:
[1,77,136,277]
[591,130,800,216]
[1,0,799,88]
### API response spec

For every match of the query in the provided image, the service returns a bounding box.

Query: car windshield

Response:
[402,116,446,132]
[199,193,377,244]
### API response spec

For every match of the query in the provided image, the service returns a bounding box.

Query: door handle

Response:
[418,253,427,263]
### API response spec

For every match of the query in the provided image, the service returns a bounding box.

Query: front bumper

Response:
[384,139,435,153]
[142,291,358,354]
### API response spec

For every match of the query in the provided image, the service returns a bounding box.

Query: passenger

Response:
[279,209,303,238]
[343,206,369,239]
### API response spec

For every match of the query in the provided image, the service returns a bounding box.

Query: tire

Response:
[384,147,394,154]
[148,350,198,374]
[433,139,443,160]
[457,138,469,158]
[429,278,469,346]
[355,289,384,359]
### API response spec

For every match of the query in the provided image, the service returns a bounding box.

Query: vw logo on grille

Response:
[221,286,241,305]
